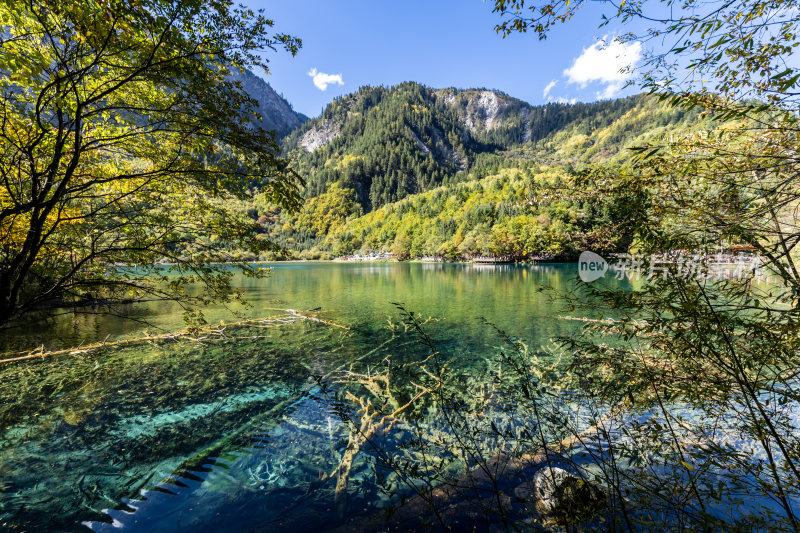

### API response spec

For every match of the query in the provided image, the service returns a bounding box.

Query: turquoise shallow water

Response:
[1,262,789,531]
[0,262,599,532]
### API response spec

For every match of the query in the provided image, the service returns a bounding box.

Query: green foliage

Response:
[292,182,363,236]
[321,167,637,259]
[489,0,800,529]
[0,0,303,326]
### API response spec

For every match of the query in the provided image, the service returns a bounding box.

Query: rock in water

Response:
[533,466,606,526]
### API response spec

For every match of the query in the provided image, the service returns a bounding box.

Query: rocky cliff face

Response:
[299,119,341,152]
[229,68,306,138]
[436,88,531,136]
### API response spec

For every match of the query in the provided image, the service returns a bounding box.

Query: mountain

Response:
[230,68,307,138]
[282,82,483,210]
[255,162,642,261]
[238,83,711,260]
[280,82,700,212]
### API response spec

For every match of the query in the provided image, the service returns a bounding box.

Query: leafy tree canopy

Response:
[489,0,800,529]
[0,0,303,327]
[494,0,800,111]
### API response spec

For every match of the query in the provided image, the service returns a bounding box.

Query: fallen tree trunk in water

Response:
[0,308,349,364]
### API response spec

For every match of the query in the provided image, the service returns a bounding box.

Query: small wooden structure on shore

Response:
[724,243,758,254]
[473,255,515,264]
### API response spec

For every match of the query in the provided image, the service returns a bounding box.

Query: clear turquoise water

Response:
[0,262,598,532]
[3,262,586,352]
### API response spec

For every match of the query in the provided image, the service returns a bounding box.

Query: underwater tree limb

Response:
[322,367,438,517]
[0,308,349,364]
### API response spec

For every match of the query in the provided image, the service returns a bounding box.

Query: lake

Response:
[2,262,587,352]
[0,262,608,532]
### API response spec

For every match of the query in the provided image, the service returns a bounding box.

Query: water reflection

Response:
[2,262,583,352]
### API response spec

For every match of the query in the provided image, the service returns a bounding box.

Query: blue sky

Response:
[247,1,643,118]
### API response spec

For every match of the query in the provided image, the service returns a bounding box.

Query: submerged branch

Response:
[0,308,349,364]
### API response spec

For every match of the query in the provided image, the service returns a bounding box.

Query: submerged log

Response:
[0,308,349,364]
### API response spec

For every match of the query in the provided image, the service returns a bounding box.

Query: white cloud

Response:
[564,38,642,98]
[308,68,344,91]
[543,79,558,98]
[599,83,623,99]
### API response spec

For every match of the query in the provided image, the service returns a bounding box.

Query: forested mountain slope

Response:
[238,85,715,260]
[254,164,635,260]
[323,166,636,260]
[280,83,703,213]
